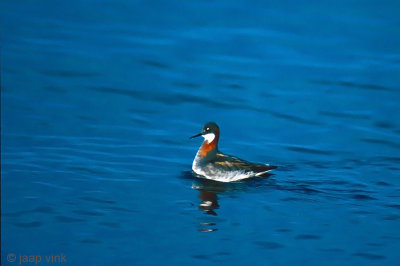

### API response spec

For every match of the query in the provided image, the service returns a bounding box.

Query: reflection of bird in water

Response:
[192,175,272,216]
[181,170,274,232]
[192,178,251,232]
[194,178,247,213]
[198,190,219,216]
[193,179,251,232]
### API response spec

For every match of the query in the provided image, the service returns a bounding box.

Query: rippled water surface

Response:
[2,1,400,265]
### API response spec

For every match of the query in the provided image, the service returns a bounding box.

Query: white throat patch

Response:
[202,133,215,143]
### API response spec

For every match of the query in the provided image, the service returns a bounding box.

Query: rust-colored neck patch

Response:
[199,140,217,157]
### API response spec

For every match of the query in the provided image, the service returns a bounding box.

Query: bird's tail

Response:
[253,164,277,177]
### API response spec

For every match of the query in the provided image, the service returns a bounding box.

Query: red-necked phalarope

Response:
[190,122,277,182]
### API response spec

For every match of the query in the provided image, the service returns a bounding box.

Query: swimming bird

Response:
[190,122,276,182]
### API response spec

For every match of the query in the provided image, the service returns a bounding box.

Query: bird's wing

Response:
[214,153,277,173]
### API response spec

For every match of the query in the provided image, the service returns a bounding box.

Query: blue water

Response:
[2,1,400,265]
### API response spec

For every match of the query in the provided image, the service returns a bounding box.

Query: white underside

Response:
[193,168,257,182]
[192,155,272,183]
